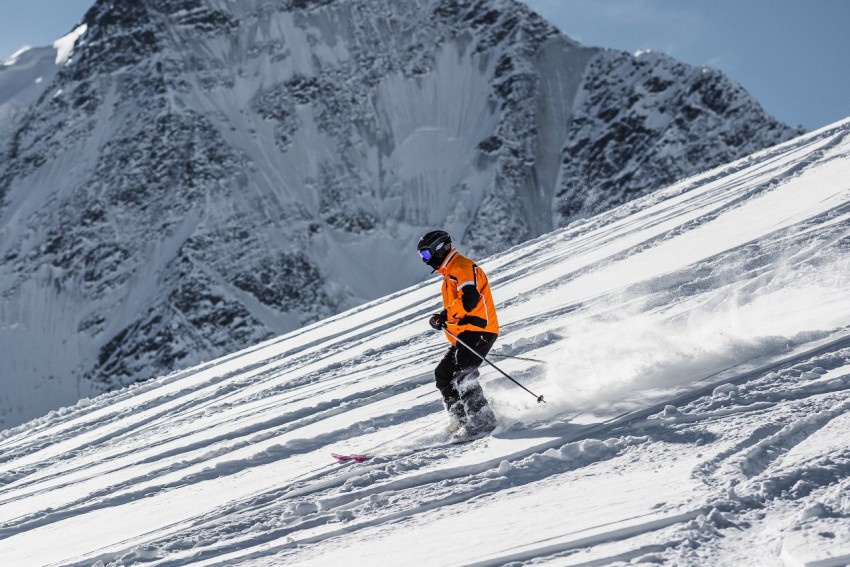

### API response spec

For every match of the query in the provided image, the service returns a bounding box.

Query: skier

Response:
[417,230,499,436]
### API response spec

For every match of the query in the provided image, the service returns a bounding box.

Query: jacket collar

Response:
[436,248,459,275]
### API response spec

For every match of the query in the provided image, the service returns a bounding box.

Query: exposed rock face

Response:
[554,50,800,222]
[0,0,801,427]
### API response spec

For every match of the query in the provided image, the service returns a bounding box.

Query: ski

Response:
[332,453,372,463]
[331,423,494,462]
[449,429,492,445]
[331,428,492,463]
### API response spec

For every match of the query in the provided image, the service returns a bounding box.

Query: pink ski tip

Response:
[332,453,372,462]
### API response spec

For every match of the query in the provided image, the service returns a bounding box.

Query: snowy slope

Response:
[1,118,849,566]
[0,0,800,428]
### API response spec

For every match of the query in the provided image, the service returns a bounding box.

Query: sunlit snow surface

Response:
[2,120,850,566]
[53,24,88,66]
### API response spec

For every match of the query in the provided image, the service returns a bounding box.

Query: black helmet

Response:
[417,230,452,268]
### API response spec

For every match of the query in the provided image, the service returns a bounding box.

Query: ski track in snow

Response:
[1,120,850,566]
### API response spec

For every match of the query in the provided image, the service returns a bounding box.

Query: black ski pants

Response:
[434,331,497,418]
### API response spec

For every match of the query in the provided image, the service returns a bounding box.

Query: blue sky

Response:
[525,0,850,130]
[1,0,847,130]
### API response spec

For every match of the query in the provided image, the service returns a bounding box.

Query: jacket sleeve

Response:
[461,283,481,311]
[446,260,480,319]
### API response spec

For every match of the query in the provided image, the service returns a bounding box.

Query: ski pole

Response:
[488,353,547,364]
[443,327,546,404]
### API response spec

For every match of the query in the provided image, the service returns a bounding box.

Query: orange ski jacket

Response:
[436,248,499,343]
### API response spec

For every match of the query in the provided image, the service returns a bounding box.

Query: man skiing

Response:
[417,230,499,436]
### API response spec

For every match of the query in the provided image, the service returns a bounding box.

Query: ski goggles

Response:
[418,249,432,261]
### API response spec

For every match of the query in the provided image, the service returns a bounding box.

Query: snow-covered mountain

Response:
[1,118,848,566]
[0,0,801,427]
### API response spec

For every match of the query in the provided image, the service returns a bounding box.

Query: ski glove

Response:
[429,310,448,330]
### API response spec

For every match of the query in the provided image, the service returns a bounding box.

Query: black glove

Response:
[429,310,447,330]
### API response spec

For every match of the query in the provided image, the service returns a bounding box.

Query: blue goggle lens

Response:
[418,249,432,261]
